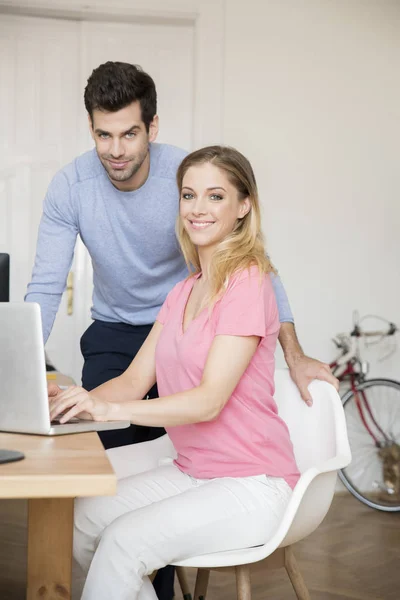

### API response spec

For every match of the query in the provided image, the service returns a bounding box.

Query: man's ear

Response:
[148,115,159,142]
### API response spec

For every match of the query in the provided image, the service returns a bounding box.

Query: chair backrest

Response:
[274,369,346,472]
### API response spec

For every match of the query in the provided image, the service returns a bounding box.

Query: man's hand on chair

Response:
[288,354,339,407]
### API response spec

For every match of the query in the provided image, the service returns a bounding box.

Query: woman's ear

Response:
[238,197,251,219]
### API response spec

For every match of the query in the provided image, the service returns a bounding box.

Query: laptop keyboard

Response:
[51,411,80,425]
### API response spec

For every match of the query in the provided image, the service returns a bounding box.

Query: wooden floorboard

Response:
[0,494,398,599]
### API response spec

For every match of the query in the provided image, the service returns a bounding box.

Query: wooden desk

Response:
[0,432,116,600]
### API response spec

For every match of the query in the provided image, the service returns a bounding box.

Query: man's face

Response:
[89,101,158,190]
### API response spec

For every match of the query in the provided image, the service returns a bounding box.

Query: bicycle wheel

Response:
[339,378,400,512]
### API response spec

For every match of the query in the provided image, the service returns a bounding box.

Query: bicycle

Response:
[330,314,400,512]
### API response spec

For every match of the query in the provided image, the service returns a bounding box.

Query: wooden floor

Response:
[0,494,399,599]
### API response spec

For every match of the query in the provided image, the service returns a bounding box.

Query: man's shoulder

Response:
[52,149,102,189]
[150,142,188,180]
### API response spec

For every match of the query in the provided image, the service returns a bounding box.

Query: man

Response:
[26,61,337,598]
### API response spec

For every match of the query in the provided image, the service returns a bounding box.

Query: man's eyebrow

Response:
[94,125,141,135]
[122,125,141,135]
[94,128,109,135]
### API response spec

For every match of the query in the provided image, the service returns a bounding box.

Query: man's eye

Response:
[210,194,223,201]
[126,132,136,139]
[99,133,109,139]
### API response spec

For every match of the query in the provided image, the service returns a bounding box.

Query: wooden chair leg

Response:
[235,564,251,600]
[284,546,311,600]
[176,566,193,600]
[194,568,210,600]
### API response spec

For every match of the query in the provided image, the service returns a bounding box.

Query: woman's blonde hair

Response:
[176,145,274,303]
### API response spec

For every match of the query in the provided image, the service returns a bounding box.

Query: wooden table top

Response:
[0,432,116,499]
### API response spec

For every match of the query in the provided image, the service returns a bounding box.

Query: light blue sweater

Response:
[26,143,293,343]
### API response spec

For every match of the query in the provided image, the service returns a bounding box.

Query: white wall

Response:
[2,0,399,380]
[223,0,400,378]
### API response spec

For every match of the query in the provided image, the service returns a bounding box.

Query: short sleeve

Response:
[156,279,186,325]
[270,272,294,324]
[215,268,279,338]
[156,295,170,325]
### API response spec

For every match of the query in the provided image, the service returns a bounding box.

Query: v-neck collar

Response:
[181,273,205,336]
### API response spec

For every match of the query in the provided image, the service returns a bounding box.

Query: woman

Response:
[50,146,300,600]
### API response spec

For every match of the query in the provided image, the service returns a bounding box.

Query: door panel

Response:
[0,15,80,163]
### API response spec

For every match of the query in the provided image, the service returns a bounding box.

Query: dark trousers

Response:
[81,320,175,600]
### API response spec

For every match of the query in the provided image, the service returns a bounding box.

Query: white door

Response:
[0,14,82,380]
[0,13,194,383]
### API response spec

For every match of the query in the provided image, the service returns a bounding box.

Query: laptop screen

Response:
[0,254,10,302]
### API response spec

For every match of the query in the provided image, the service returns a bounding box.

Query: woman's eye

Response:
[210,194,223,201]
[182,193,194,200]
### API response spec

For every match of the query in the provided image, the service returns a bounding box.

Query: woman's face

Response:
[180,162,250,251]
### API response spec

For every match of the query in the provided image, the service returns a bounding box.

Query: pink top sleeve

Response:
[156,279,186,325]
[156,294,170,325]
[215,267,279,338]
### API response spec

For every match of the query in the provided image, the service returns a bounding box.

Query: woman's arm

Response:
[72,322,162,404]
[50,333,260,426]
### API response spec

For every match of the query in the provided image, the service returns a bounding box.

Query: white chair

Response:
[173,368,352,599]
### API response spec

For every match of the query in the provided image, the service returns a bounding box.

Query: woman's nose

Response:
[192,196,207,215]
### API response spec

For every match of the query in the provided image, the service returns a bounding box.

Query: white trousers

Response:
[74,434,292,600]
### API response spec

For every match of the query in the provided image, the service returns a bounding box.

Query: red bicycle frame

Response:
[330,359,389,446]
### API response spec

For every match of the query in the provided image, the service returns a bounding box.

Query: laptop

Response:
[0,303,131,435]
[0,253,10,302]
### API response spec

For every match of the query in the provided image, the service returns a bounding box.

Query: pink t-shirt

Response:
[155,266,300,489]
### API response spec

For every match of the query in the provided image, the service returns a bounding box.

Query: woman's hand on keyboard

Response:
[47,382,62,401]
[49,386,113,423]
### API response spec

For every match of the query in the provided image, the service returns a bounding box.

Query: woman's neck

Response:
[197,245,216,281]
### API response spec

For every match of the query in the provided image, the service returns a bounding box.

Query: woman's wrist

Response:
[106,400,126,421]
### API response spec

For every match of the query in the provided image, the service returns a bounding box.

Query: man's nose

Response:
[110,139,124,158]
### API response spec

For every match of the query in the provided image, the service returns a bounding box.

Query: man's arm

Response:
[270,273,339,404]
[25,171,78,343]
[270,272,294,324]
[279,322,338,405]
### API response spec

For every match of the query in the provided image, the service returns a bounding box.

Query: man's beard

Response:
[100,149,148,183]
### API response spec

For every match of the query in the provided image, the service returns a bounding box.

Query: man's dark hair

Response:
[84,61,157,131]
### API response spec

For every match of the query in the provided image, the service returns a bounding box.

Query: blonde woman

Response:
[50,146,300,600]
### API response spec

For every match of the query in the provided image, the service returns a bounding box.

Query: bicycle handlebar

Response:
[350,323,397,338]
[332,318,398,363]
